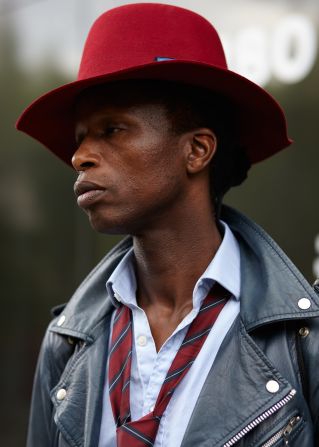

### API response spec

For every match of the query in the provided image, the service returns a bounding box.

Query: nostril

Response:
[80,161,95,168]
[71,146,99,171]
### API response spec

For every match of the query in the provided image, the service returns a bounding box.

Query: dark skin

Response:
[72,83,222,351]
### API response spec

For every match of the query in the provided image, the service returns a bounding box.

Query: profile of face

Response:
[72,82,208,235]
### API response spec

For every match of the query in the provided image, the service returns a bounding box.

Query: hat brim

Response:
[16,60,292,165]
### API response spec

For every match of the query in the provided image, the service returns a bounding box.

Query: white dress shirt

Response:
[98,222,240,447]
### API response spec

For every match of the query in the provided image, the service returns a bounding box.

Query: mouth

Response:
[74,180,106,208]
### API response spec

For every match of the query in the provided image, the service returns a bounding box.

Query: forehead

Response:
[75,80,171,117]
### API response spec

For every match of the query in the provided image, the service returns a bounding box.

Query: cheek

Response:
[137,137,185,182]
[101,132,185,199]
[130,161,181,199]
[128,155,186,205]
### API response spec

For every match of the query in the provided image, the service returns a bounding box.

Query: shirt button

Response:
[266,380,280,393]
[56,388,67,400]
[137,335,147,347]
[298,298,311,310]
[57,315,66,327]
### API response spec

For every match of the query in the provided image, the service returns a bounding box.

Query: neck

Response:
[133,201,222,312]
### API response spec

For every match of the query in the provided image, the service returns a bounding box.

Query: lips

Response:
[74,180,105,208]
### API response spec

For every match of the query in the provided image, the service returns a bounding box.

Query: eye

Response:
[102,126,123,136]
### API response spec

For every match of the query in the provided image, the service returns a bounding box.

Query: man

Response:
[17,3,319,447]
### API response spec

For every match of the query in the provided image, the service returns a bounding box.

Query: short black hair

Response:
[153,81,251,208]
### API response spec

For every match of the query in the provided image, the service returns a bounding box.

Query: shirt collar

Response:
[106,220,240,308]
[192,221,240,307]
[106,247,136,308]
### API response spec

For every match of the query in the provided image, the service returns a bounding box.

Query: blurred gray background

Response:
[0,0,318,444]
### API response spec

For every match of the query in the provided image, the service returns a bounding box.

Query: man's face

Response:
[72,83,190,235]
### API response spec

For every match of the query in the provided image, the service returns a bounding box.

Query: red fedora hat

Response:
[16,3,292,165]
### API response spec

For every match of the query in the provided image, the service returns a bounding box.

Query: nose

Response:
[71,139,100,171]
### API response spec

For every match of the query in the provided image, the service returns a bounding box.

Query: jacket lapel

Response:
[51,312,112,447]
[181,317,294,447]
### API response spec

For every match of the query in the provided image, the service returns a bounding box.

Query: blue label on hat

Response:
[154,56,176,62]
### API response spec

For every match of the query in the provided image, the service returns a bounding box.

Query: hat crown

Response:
[78,3,227,80]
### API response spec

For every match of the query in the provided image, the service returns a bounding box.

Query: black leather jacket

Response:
[27,207,319,447]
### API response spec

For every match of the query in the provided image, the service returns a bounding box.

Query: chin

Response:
[86,205,151,236]
[88,212,131,235]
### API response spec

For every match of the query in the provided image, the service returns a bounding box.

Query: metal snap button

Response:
[57,315,66,327]
[299,327,310,337]
[298,298,311,310]
[56,388,67,401]
[266,380,280,393]
[67,336,75,345]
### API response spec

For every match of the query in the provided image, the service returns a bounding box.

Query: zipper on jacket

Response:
[295,327,309,400]
[223,389,296,447]
[261,415,301,447]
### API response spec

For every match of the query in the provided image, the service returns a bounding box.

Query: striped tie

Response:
[108,282,230,446]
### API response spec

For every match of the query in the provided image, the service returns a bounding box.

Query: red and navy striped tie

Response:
[108,282,230,446]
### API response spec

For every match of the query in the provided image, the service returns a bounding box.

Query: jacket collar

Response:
[50,236,132,342]
[222,206,319,331]
[50,205,319,340]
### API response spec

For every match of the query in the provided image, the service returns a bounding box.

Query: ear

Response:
[186,129,217,174]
